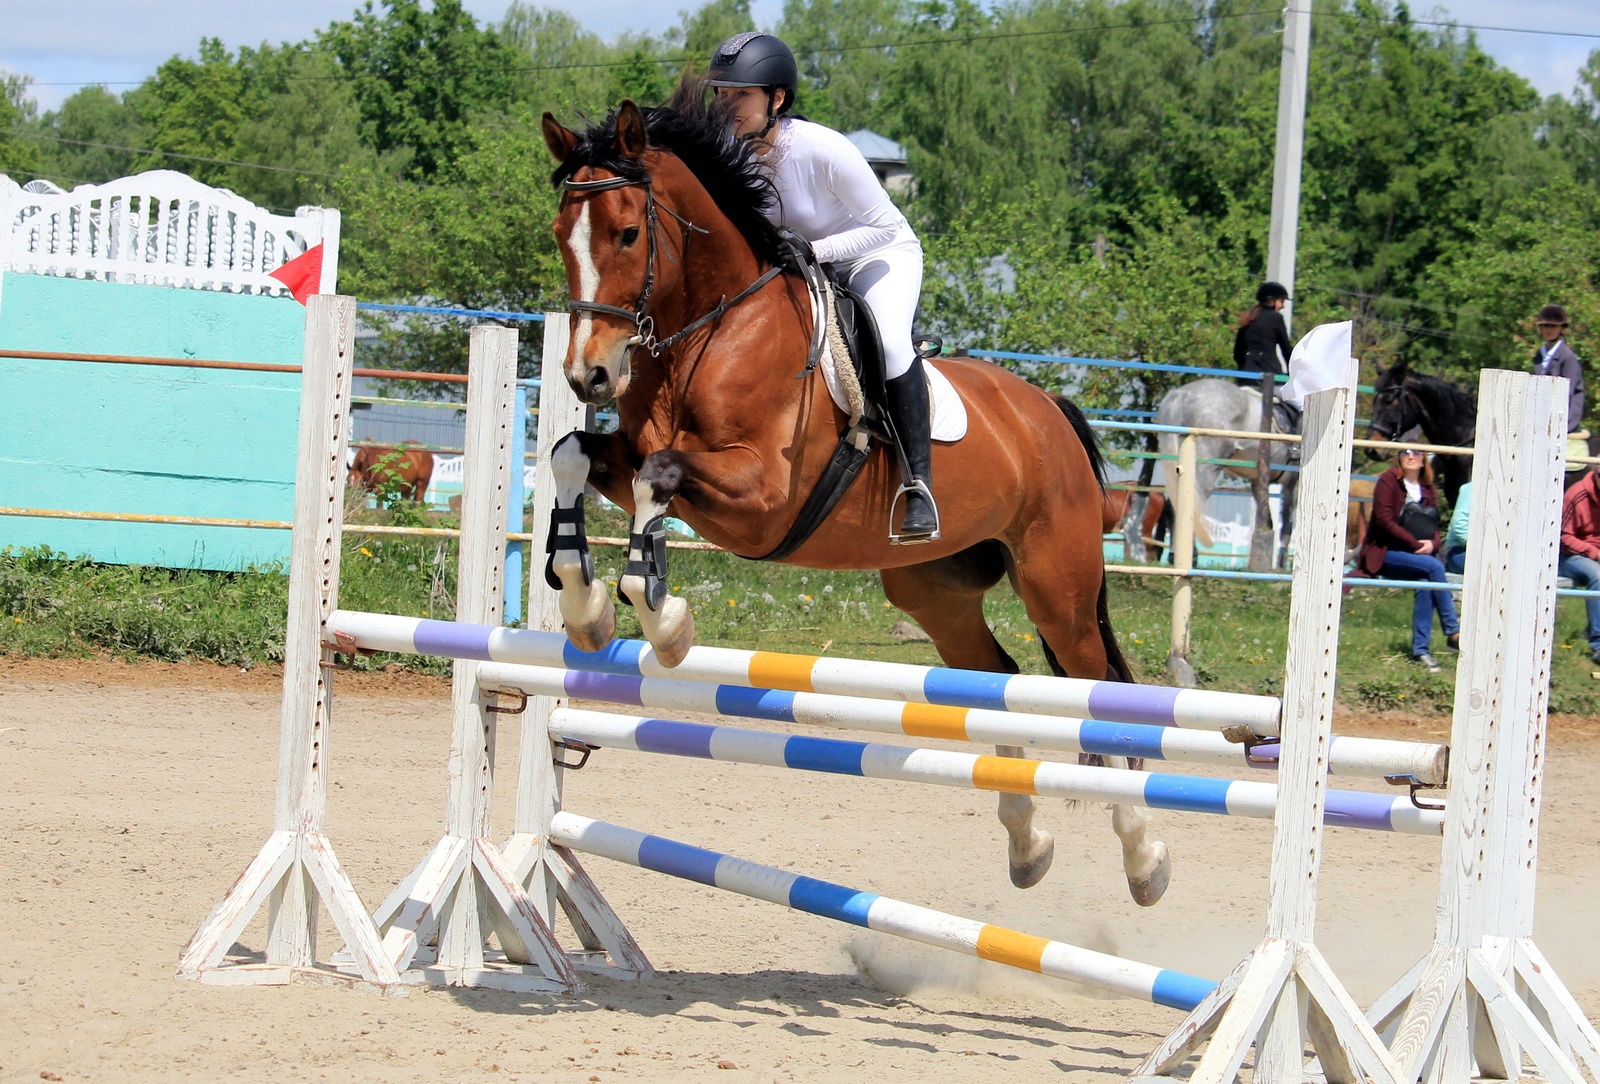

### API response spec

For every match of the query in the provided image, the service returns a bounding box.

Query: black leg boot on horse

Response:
[885,357,940,543]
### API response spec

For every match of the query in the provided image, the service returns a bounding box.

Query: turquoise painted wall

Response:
[0,272,305,570]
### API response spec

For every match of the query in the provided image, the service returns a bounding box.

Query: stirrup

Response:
[889,480,940,545]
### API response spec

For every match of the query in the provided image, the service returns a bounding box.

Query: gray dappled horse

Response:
[1150,378,1299,568]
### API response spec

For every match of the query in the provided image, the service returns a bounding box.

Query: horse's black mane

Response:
[550,86,786,267]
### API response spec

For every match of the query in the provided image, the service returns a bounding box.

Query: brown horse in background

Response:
[349,444,434,503]
[537,95,1171,905]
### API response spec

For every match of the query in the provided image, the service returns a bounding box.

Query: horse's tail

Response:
[1054,395,1108,490]
[1055,396,1134,683]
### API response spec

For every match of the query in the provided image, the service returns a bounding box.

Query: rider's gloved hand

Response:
[776,228,816,274]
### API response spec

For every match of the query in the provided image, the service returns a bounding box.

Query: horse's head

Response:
[1367,362,1416,441]
[544,102,658,405]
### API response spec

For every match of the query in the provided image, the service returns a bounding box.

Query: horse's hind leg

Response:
[881,551,1055,890]
[1024,570,1173,908]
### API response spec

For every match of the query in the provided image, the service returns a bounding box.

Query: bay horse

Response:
[349,444,435,503]
[539,96,1171,905]
[1154,378,1299,566]
[1367,363,1475,505]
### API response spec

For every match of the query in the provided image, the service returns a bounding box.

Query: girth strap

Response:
[748,423,874,563]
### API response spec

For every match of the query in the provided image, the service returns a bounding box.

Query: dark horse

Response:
[538,95,1171,905]
[1367,363,1476,505]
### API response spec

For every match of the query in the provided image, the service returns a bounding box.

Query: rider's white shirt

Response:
[758,118,919,265]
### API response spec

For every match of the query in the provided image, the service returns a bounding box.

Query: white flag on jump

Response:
[1282,320,1357,407]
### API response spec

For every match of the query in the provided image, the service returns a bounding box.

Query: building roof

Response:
[844,129,908,165]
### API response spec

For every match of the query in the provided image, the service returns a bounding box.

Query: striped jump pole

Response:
[549,812,1217,1012]
[550,709,1443,836]
[478,661,1448,785]
[325,611,1284,735]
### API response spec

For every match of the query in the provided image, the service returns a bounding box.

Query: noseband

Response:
[562,172,783,357]
[1370,380,1431,440]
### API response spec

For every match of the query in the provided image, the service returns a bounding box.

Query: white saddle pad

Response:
[819,354,969,443]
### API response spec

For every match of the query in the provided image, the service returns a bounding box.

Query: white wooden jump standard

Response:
[1364,370,1600,1083]
[1134,357,1407,1082]
[178,295,399,987]
[351,325,589,993]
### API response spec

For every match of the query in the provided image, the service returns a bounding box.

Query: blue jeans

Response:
[1381,550,1460,657]
[1558,553,1600,652]
[1443,546,1466,575]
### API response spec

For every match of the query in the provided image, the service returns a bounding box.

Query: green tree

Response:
[498,4,615,118]
[323,0,517,179]
[33,86,145,187]
[335,108,566,379]
[675,0,757,59]
[608,48,673,106]
[127,38,248,187]
[0,71,45,179]
[230,45,398,211]
[1425,181,1600,411]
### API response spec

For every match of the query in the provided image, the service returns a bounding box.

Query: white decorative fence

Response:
[0,169,338,297]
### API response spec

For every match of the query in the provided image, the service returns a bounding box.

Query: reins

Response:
[562,172,782,357]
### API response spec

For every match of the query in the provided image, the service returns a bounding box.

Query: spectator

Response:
[1531,303,1590,485]
[1357,448,1461,672]
[1559,467,1600,665]
[1442,480,1472,575]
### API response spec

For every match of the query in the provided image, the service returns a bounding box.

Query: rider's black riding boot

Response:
[884,359,940,542]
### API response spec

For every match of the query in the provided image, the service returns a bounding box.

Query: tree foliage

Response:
[2,0,1598,410]
[322,0,517,179]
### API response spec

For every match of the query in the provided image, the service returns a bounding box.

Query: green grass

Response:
[4,507,1598,715]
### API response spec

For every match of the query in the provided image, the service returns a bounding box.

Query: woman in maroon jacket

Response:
[1357,448,1461,671]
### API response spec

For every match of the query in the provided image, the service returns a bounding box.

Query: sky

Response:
[2,0,1597,115]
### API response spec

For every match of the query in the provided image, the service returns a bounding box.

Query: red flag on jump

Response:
[269,243,325,305]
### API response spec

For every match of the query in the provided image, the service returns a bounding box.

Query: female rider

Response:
[705,32,937,542]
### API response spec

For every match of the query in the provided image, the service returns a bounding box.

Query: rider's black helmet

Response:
[706,32,798,114]
[1256,281,1290,304]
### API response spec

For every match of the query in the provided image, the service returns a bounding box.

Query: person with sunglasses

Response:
[1356,447,1461,672]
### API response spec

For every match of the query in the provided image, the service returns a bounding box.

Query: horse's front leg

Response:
[617,451,696,668]
[546,432,621,651]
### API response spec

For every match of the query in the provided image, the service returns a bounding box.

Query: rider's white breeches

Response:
[836,241,923,380]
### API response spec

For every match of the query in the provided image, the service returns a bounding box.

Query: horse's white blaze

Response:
[571,202,599,359]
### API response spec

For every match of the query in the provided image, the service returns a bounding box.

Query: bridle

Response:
[1369,378,1428,440]
[562,171,783,357]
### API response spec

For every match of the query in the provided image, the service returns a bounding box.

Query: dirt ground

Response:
[2,655,1597,1082]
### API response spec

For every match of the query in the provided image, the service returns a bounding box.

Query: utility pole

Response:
[1267,1,1311,335]
[1250,1,1313,572]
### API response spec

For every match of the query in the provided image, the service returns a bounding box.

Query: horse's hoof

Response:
[1127,844,1171,907]
[566,610,615,654]
[563,580,616,653]
[1008,834,1055,889]
[649,597,695,669]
